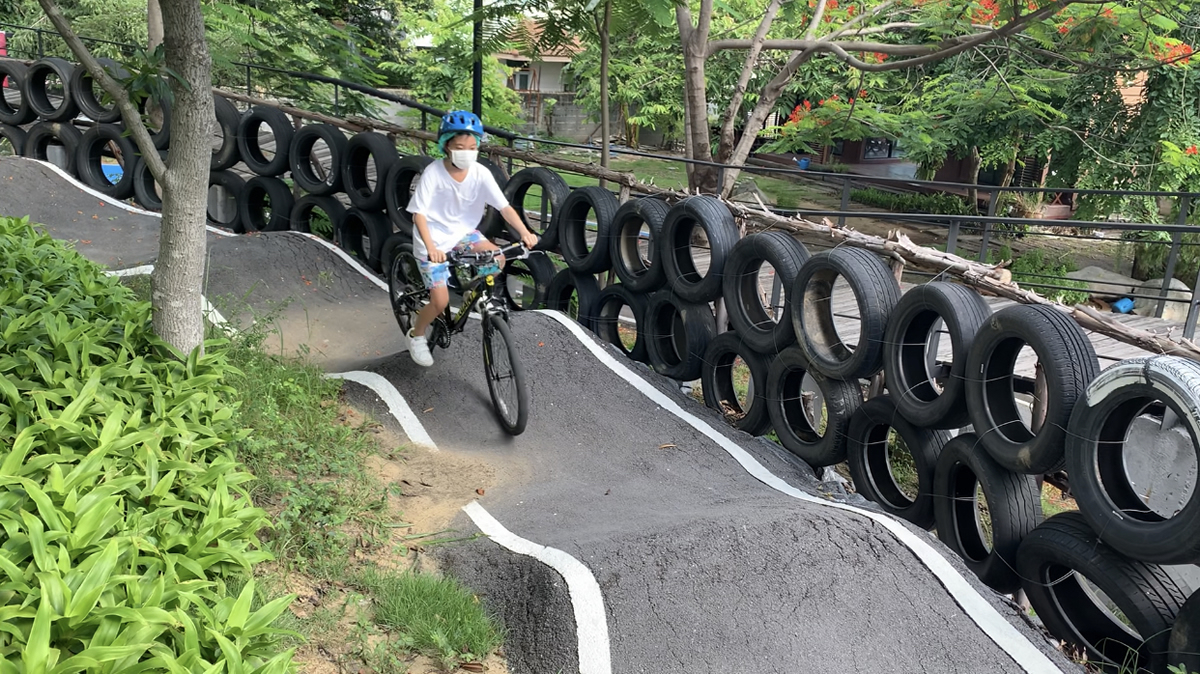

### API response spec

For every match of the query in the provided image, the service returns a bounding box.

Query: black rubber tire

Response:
[210,94,241,171]
[383,155,434,229]
[339,207,393,273]
[23,121,82,175]
[477,157,512,239]
[791,247,900,381]
[643,289,717,382]
[379,230,414,282]
[701,331,774,436]
[24,57,79,123]
[884,282,992,429]
[559,186,620,274]
[239,175,294,233]
[1017,511,1187,674]
[71,58,126,123]
[722,231,811,355]
[207,170,247,233]
[660,195,740,303]
[75,123,137,199]
[136,93,171,150]
[290,195,346,243]
[591,283,651,363]
[764,345,863,467]
[484,312,530,436]
[501,252,556,312]
[610,197,671,293]
[342,131,398,211]
[289,122,346,195]
[845,395,951,529]
[388,245,423,336]
[0,123,27,156]
[237,105,293,177]
[503,166,570,250]
[132,151,165,211]
[1168,588,1200,674]
[966,303,1100,475]
[1066,355,1200,565]
[0,61,36,126]
[932,432,1042,593]
[544,268,602,330]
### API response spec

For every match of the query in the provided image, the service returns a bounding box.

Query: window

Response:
[862,138,906,160]
[513,70,533,91]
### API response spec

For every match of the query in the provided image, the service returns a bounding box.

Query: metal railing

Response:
[5,20,1200,337]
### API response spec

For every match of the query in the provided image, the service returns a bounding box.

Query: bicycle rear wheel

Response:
[388,247,426,334]
[483,312,529,435]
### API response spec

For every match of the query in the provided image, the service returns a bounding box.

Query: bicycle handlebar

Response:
[446,241,536,266]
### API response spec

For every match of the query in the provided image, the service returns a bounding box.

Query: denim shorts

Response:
[418,230,500,289]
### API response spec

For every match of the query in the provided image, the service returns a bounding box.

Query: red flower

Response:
[1026,0,1036,9]
[847,4,856,15]
[859,89,868,98]
[873,52,889,61]
[1187,145,1198,155]
[803,100,812,110]
[972,0,999,24]
[829,0,839,8]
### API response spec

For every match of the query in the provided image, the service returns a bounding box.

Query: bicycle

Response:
[387,239,535,436]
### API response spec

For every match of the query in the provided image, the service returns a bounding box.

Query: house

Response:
[493,20,594,142]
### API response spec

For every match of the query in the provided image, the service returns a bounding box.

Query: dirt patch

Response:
[278,404,507,674]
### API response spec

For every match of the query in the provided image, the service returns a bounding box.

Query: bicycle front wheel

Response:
[482,312,529,435]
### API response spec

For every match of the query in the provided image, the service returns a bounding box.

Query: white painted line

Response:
[324,370,437,451]
[325,367,611,670]
[533,309,1066,674]
[280,231,388,290]
[26,158,163,217]
[104,264,155,277]
[200,294,239,336]
[23,156,240,238]
[463,501,612,674]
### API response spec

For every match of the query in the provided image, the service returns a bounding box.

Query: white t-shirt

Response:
[406,160,509,257]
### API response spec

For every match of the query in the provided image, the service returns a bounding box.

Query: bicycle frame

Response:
[424,241,532,344]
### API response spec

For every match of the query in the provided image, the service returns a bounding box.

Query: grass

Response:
[124,277,505,671]
[357,567,505,669]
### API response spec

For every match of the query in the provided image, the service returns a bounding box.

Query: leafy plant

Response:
[850,188,973,216]
[990,245,1091,305]
[0,215,295,671]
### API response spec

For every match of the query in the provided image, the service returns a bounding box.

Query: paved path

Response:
[0,155,1084,674]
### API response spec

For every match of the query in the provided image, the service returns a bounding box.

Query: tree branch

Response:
[715,0,783,157]
[35,0,168,181]
[806,0,831,41]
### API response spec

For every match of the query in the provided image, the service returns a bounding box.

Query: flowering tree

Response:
[675,0,1192,195]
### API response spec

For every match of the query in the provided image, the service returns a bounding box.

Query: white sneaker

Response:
[407,328,434,367]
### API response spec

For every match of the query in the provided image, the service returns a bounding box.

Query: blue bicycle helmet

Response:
[438,110,485,153]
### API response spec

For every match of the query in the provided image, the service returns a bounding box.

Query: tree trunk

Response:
[148,0,163,50]
[678,4,718,193]
[598,0,611,188]
[151,0,215,355]
[967,146,981,212]
[717,49,815,197]
[715,0,783,168]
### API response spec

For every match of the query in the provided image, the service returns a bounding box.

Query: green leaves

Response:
[0,216,292,673]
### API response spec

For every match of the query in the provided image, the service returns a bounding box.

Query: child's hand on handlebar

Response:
[520,231,539,249]
[428,246,446,264]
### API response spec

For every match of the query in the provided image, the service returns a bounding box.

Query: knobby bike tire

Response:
[483,313,529,435]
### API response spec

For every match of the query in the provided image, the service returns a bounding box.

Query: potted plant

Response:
[1012,191,1045,218]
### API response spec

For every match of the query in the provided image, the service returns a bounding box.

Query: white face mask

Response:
[449,149,478,169]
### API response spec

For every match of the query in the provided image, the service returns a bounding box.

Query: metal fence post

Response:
[715,167,725,197]
[1185,265,1200,340]
[1157,194,1191,318]
[245,64,252,97]
[946,220,960,258]
[507,137,514,174]
[333,83,340,116]
[978,188,998,263]
[36,29,43,57]
[838,177,850,227]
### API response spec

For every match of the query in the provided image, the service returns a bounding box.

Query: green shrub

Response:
[850,188,973,216]
[0,216,294,672]
[990,244,1091,305]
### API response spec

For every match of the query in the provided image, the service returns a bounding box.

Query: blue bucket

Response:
[101,163,123,182]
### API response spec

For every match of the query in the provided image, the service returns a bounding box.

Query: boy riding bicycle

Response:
[405,110,539,367]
